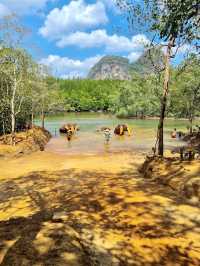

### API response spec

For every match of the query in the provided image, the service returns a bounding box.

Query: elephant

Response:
[59,124,79,135]
[114,124,131,136]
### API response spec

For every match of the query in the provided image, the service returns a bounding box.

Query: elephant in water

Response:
[114,124,131,136]
[59,124,79,140]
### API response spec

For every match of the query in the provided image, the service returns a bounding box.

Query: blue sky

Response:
[0,0,191,78]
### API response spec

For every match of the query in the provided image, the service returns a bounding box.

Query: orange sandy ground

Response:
[0,151,200,265]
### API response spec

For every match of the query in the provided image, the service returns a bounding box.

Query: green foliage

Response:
[170,54,200,121]
[117,0,199,44]
[58,79,121,112]
[110,75,162,118]
[56,70,164,118]
[0,40,62,134]
[57,54,200,121]
[0,47,34,134]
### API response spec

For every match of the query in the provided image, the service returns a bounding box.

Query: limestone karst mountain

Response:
[88,56,131,80]
[88,48,164,80]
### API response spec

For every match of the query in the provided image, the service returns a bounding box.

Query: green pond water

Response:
[35,112,191,155]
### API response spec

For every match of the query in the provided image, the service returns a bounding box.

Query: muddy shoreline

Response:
[0,127,51,158]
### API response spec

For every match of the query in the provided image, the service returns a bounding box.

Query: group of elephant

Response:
[59,123,132,141]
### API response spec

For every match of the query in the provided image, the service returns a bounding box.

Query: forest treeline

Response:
[57,54,200,124]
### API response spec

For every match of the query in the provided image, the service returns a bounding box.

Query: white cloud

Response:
[0,3,10,18]
[161,43,194,55]
[40,54,103,78]
[39,0,108,40]
[57,29,150,53]
[101,0,117,10]
[0,0,55,15]
[127,51,142,62]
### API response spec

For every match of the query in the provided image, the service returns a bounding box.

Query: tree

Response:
[0,15,66,140]
[58,79,121,112]
[110,74,161,118]
[34,65,65,129]
[0,47,34,144]
[0,15,32,144]
[171,54,200,132]
[117,0,200,155]
[0,68,11,135]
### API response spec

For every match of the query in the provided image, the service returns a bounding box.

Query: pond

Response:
[35,112,190,155]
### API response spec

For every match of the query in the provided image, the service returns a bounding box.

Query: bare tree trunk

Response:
[157,38,174,156]
[11,100,16,145]
[189,117,193,134]
[2,114,5,136]
[31,110,34,128]
[11,75,17,146]
[2,120,5,136]
[41,108,45,129]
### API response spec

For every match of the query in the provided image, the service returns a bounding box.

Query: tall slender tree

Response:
[0,15,31,144]
[0,47,34,144]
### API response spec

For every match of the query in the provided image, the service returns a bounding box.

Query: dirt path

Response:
[0,151,200,265]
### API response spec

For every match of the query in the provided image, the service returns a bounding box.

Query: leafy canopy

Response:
[117,0,200,44]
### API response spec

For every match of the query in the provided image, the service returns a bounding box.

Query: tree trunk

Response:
[189,117,193,134]
[157,38,174,156]
[31,110,34,128]
[11,76,17,146]
[41,108,45,129]
[11,102,16,145]
[2,115,5,136]
[2,121,5,135]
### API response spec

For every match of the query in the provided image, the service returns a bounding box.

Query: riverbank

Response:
[0,150,200,265]
[0,127,51,158]
[141,155,200,205]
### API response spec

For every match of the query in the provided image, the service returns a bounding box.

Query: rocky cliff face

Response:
[88,56,131,80]
[130,48,164,75]
[88,49,163,80]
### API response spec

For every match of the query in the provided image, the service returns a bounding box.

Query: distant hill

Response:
[87,56,131,80]
[88,48,164,80]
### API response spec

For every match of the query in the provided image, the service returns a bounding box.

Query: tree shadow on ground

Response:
[0,166,200,265]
